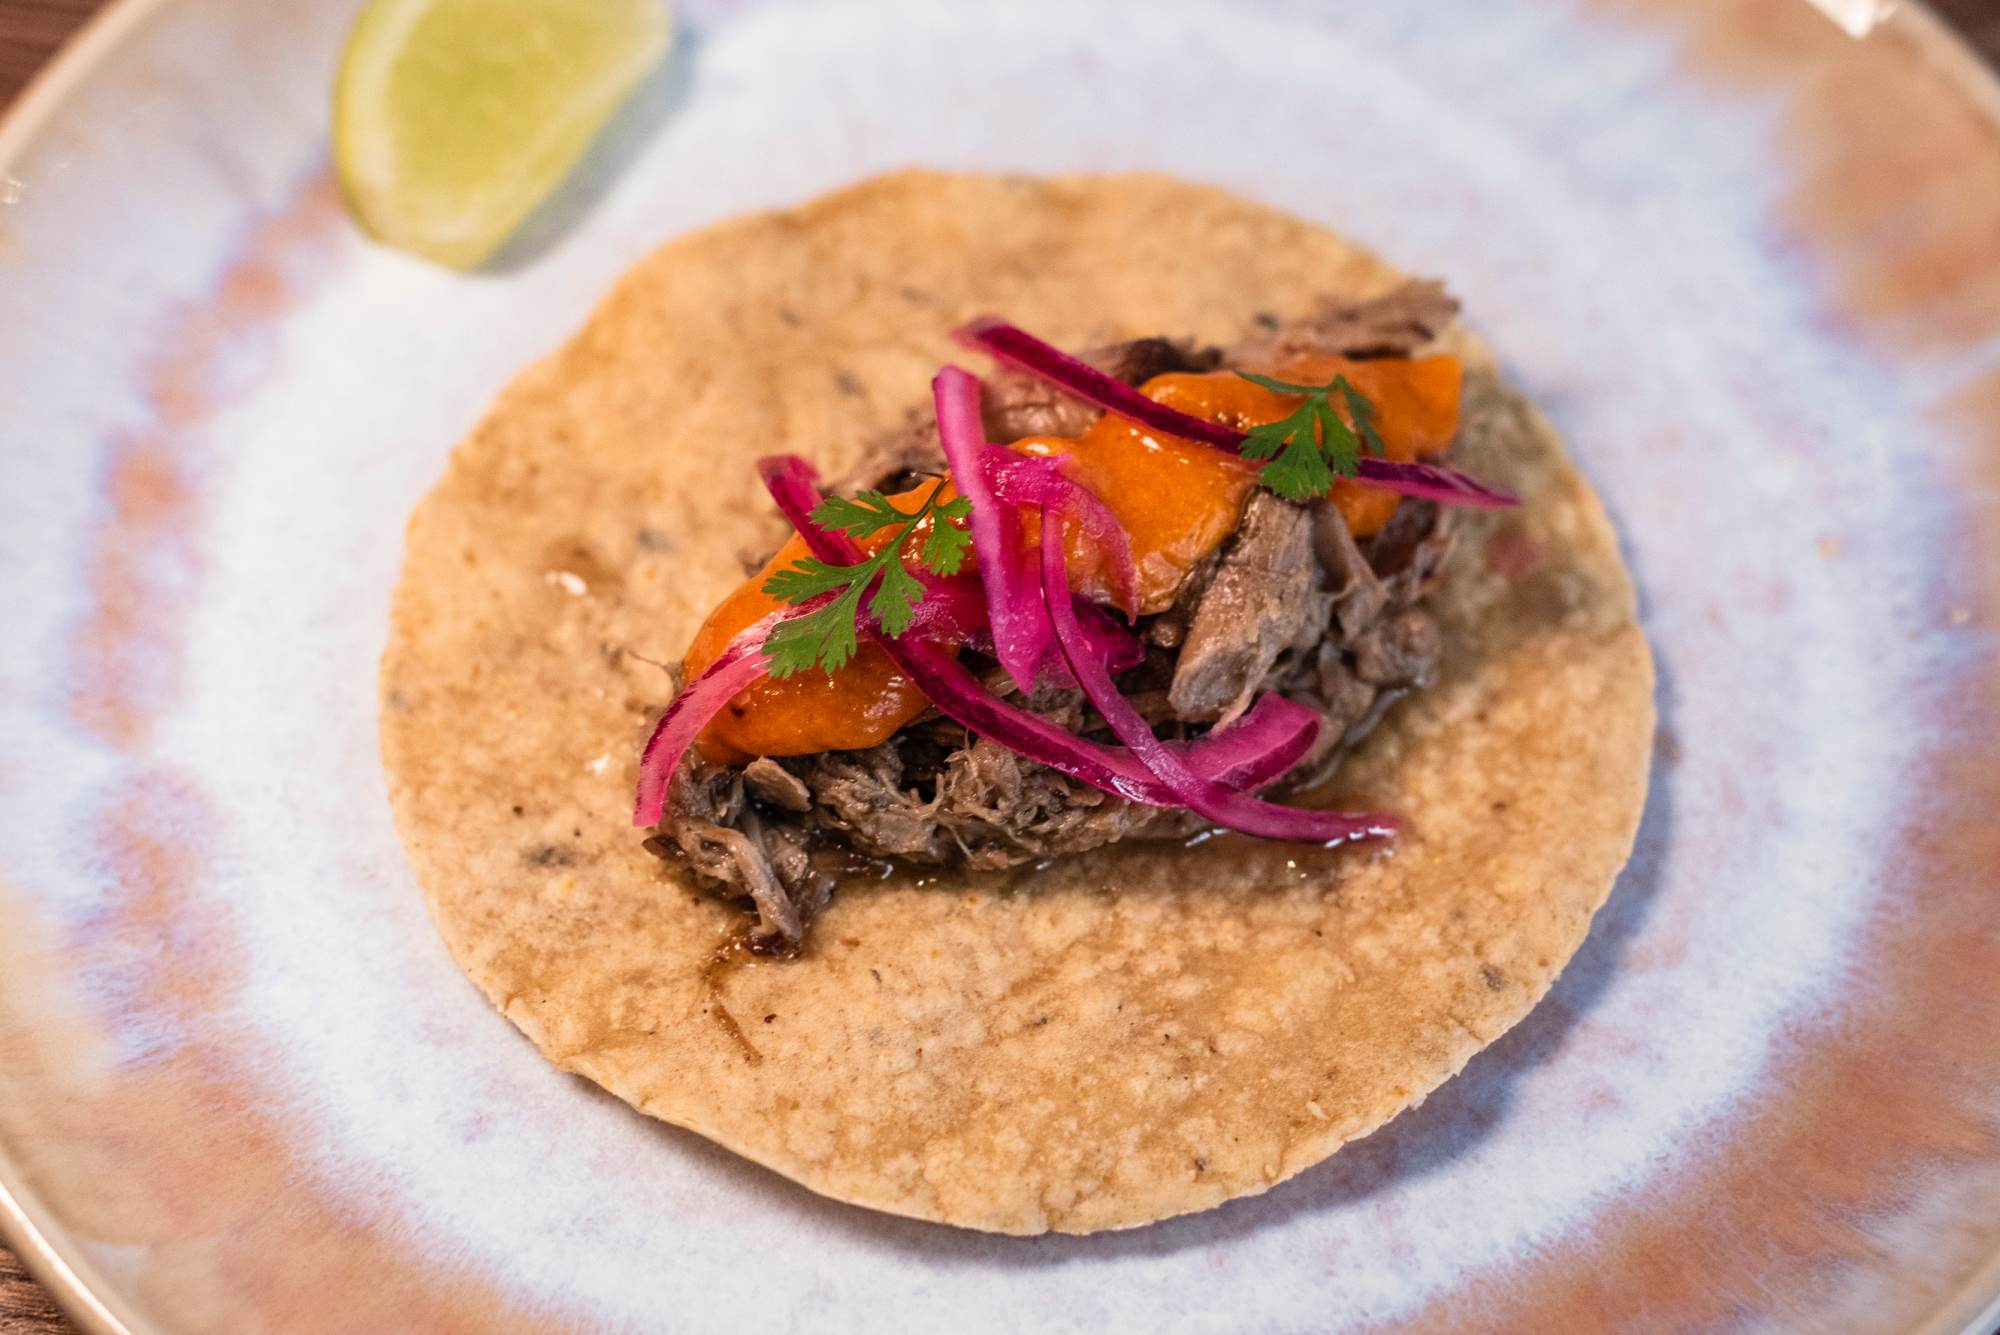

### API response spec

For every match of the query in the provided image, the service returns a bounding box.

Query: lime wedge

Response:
[334,0,671,269]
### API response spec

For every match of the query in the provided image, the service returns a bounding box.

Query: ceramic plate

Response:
[2,1,1996,1331]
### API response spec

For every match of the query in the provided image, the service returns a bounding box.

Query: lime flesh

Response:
[335,0,671,269]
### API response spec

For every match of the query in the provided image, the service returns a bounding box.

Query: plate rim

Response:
[0,1155,135,1335]
[0,0,1997,1331]
[0,0,174,1326]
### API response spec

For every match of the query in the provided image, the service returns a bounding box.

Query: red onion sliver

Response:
[955,316,1520,510]
[957,316,1242,452]
[898,571,988,639]
[932,367,1049,691]
[1180,694,1321,791]
[1039,507,1397,844]
[1067,595,1145,676]
[632,606,794,828]
[984,448,1140,616]
[761,455,868,561]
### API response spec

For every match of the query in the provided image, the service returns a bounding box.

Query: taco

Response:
[381,171,1653,1234]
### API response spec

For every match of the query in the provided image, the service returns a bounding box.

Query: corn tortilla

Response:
[380,171,1654,1234]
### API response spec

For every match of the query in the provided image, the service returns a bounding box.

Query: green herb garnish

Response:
[761,482,973,677]
[1234,371,1388,502]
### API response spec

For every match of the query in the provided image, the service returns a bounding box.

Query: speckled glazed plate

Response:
[1,1,1996,1331]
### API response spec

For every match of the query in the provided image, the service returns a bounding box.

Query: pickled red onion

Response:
[954,316,1519,511]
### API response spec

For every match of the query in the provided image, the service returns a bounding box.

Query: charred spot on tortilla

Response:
[381,172,1653,1235]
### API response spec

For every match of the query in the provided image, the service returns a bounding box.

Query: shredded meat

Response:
[814,686,1207,870]
[826,415,944,498]
[660,764,834,950]
[1227,280,1459,366]
[1168,492,1327,725]
[741,757,812,812]
[653,283,1462,951]
[807,745,949,862]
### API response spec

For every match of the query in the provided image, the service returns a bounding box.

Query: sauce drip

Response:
[684,354,1461,759]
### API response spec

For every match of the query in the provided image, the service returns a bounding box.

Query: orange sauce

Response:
[682,479,956,763]
[685,354,1461,759]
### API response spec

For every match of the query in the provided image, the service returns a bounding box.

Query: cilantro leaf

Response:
[1337,381,1386,458]
[763,582,866,677]
[1316,400,1361,477]
[758,480,973,676]
[1256,426,1334,499]
[810,490,912,539]
[761,556,856,604]
[1239,400,1328,500]
[920,495,973,574]
[1235,370,1330,396]
[1237,420,1278,461]
[1234,371,1385,501]
[1238,406,1314,461]
[867,554,924,635]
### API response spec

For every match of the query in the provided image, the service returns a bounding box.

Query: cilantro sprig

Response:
[1234,371,1388,502]
[761,482,972,677]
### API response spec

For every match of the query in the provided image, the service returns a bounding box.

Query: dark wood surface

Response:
[2,0,1997,1331]
[0,1254,65,1335]
[0,0,93,103]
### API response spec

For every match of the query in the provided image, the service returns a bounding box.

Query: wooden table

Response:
[3,0,1999,1330]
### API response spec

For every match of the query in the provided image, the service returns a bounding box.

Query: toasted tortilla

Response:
[380,171,1653,1234]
